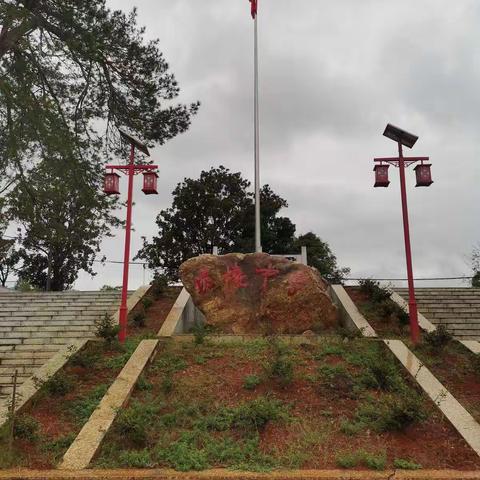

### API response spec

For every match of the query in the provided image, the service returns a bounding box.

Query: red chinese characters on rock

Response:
[255,265,280,292]
[287,270,309,296]
[194,268,215,295]
[223,265,248,296]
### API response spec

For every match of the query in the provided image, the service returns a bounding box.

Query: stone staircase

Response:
[0,290,124,402]
[395,288,480,340]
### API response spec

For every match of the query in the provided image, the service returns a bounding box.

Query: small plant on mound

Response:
[359,279,390,303]
[95,313,119,344]
[266,339,294,387]
[423,325,453,351]
[13,414,39,441]
[191,322,208,345]
[141,296,153,310]
[394,458,422,470]
[43,372,74,397]
[114,401,160,447]
[118,449,153,468]
[317,364,355,398]
[70,349,99,369]
[150,275,169,298]
[243,374,261,390]
[336,449,386,470]
[131,309,146,328]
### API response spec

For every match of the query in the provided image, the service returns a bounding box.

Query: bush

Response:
[317,364,354,398]
[118,449,153,468]
[43,372,74,397]
[357,390,426,432]
[69,384,108,424]
[394,458,422,470]
[423,325,452,350]
[142,297,153,310]
[70,349,99,369]
[95,313,119,344]
[359,279,390,303]
[155,433,209,471]
[131,310,146,328]
[150,275,169,298]
[114,402,154,447]
[266,340,294,387]
[13,414,39,441]
[243,374,261,390]
[160,373,174,395]
[191,323,207,345]
[336,449,386,470]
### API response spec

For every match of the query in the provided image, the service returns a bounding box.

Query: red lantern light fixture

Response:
[373,164,390,187]
[103,128,159,343]
[142,171,158,195]
[414,162,433,187]
[104,172,120,195]
[372,123,433,345]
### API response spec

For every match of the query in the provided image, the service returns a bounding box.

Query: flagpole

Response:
[254,9,261,253]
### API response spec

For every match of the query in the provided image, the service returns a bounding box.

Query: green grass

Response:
[68,384,109,424]
[336,449,387,470]
[394,458,422,470]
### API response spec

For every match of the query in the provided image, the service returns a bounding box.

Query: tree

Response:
[472,245,480,288]
[0,238,18,287]
[294,232,350,283]
[7,157,120,291]
[0,1,198,177]
[136,166,297,279]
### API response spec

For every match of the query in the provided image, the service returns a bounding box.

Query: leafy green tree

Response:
[294,232,350,283]
[136,167,297,279]
[7,158,119,291]
[0,238,18,287]
[0,1,199,187]
[472,245,480,287]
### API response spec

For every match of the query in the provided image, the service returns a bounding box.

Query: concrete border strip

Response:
[0,339,88,426]
[158,287,190,336]
[1,469,480,480]
[60,339,159,470]
[0,285,151,428]
[390,291,480,355]
[384,339,480,456]
[329,285,377,337]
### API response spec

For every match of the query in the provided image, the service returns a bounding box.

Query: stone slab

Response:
[60,339,159,470]
[329,285,377,337]
[158,287,191,337]
[384,339,480,456]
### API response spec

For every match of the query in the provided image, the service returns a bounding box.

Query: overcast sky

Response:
[68,0,480,289]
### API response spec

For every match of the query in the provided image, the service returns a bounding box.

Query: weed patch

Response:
[243,374,261,390]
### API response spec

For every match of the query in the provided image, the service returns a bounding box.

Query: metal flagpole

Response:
[254,6,261,252]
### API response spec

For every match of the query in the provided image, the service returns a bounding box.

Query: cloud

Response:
[71,0,480,289]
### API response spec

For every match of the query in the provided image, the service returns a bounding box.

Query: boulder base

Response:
[179,253,339,334]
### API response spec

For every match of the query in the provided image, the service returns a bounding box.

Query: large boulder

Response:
[179,252,339,334]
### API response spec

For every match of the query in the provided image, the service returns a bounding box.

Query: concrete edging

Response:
[329,285,377,337]
[390,291,480,355]
[1,469,480,480]
[384,339,480,456]
[60,339,159,470]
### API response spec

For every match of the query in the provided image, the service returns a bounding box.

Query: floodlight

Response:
[118,127,150,156]
[383,124,418,149]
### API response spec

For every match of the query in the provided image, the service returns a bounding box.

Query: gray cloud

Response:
[68,0,480,290]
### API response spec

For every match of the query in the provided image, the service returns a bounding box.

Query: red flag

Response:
[249,0,257,19]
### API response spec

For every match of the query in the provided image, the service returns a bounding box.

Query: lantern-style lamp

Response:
[414,163,433,187]
[104,172,120,195]
[373,164,390,187]
[142,171,158,195]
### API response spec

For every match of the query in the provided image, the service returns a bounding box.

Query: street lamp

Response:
[104,128,159,342]
[373,124,433,344]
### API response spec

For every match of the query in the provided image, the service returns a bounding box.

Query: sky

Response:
[21,0,480,290]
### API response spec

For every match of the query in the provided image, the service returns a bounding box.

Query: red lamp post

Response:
[104,128,159,343]
[373,124,433,344]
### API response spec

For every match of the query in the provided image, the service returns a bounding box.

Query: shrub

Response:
[155,432,209,471]
[150,275,169,298]
[160,374,174,395]
[13,414,39,441]
[317,364,355,398]
[131,310,146,328]
[191,323,207,345]
[357,390,426,432]
[266,340,294,387]
[70,349,99,369]
[43,372,74,397]
[336,449,386,470]
[114,402,154,447]
[118,449,153,468]
[142,297,153,310]
[69,384,108,424]
[359,279,390,303]
[95,313,119,344]
[394,458,422,470]
[243,374,261,390]
[423,325,452,350]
